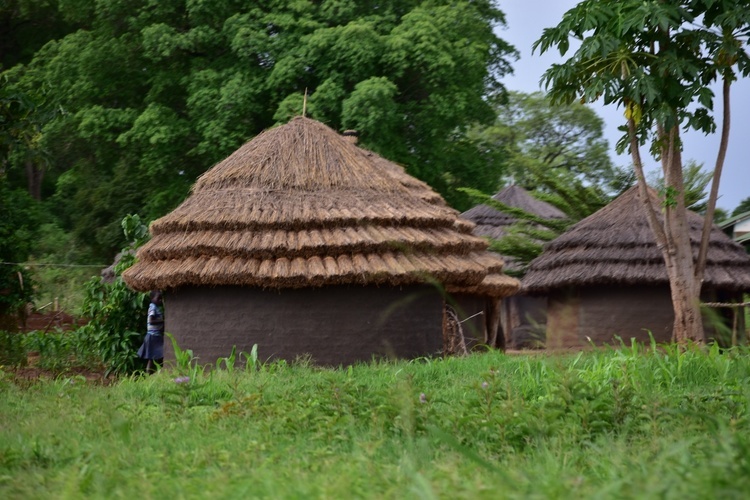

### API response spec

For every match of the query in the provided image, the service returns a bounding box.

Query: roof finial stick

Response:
[302,88,308,117]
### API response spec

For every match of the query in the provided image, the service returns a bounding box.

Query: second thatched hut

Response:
[123,117,519,365]
[523,186,750,348]
[461,185,567,349]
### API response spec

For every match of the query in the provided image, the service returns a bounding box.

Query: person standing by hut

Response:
[138,291,164,373]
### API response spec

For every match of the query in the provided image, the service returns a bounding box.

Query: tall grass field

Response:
[2,343,749,498]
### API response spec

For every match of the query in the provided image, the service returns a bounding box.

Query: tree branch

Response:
[695,75,731,285]
[661,125,678,255]
[628,117,669,249]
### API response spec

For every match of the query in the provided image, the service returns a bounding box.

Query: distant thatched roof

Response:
[523,187,750,293]
[123,117,519,297]
[461,185,567,240]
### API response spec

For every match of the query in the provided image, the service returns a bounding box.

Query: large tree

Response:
[535,0,750,342]
[4,0,516,259]
[470,91,617,190]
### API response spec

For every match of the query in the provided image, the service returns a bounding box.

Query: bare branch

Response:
[628,117,669,249]
[695,76,731,285]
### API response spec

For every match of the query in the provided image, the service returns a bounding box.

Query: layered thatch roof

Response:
[461,185,567,240]
[123,117,519,297]
[523,187,750,293]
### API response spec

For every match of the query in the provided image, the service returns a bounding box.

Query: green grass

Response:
[1,343,750,499]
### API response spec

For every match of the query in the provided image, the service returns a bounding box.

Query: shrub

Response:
[75,215,149,376]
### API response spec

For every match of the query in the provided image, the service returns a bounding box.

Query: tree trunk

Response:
[627,118,705,344]
[25,159,43,200]
[667,262,704,343]
[665,213,705,343]
[663,129,706,343]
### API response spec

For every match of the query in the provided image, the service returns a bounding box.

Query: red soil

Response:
[19,311,87,333]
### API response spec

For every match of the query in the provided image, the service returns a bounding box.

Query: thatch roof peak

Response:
[123,117,520,297]
[523,186,750,293]
[194,116,405,193]
[492,185,566,219]
[461,185,566,231]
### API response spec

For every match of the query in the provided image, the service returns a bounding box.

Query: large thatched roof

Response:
[461,185,567,240]
[523,186,750,293]
[123,117,519,297]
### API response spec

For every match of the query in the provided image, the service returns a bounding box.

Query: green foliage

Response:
[1,347,750,497]
[21,328,97,373]
[77,277,146,376]
[0,0,76,69]
[469,91,617,189]
[0,330,26,366]
[0,325,101,374]
[648,160,714,213]
[733,196,750,217]
[75,214,150,375]
[0,179,41,327]
[2,0,517,259]
[26,223,99,313]
[120,214,149,249]
[536,0,750,146]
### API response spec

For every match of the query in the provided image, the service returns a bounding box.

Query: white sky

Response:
[496,0,749,213]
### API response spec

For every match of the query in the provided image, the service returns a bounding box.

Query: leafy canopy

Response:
[534,0,750,153]
[3,0,517,259]
[469,91,617,189]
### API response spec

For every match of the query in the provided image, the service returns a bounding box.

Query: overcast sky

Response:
[496,0,749,213]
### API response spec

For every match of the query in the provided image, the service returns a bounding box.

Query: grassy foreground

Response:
[1,343,749,499]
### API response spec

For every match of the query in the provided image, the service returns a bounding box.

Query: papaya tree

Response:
[535,0,750,342]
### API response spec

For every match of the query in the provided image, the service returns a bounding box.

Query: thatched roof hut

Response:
[461,185,567,349]
[462,185,566,243]
[123,117,519,364]
[523,186,750,348]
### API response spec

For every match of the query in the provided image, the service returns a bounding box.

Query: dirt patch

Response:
[19,311,87,333]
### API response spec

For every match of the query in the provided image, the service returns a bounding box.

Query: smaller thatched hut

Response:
[462,185,567,348]
[523,187,750,348]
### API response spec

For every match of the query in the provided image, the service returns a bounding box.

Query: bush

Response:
[75,214,150,376]
[0,181,40,328]
[77,274,146,376]
[0,330,26,366]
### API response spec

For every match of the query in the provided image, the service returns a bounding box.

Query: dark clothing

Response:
[137,333,164,360]
[138,302,164,360]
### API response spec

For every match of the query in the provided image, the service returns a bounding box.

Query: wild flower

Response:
[174,376,190,384]
[419,393,427,404]
[481,381,489,390]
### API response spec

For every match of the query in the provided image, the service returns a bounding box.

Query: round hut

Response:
[523,186,750,348]
[123,117,519,365]
[462,185,567,349]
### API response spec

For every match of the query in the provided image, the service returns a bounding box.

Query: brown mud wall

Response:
[164,285,444,366]
[545,285,739,349]
[501,296,547,350]
[546,286,674,349]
